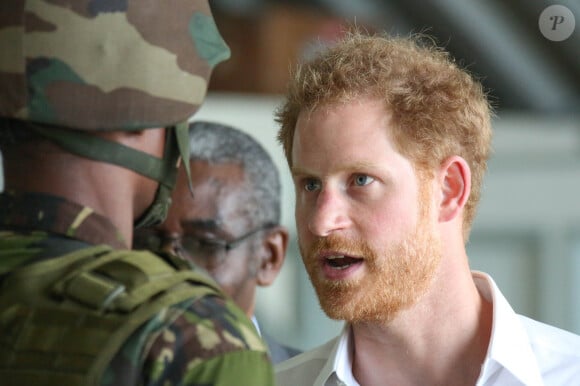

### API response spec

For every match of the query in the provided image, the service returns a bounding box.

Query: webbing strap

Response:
[52,248,220,312]
[175,121,195,195]
[31,125,174,187]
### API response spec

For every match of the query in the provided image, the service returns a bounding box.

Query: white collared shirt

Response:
[252,315,262,336]
[275,272,580,386]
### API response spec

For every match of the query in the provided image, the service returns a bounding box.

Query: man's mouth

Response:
[325,255,364,270]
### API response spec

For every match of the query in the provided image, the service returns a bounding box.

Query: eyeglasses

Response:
[134,223,276,269]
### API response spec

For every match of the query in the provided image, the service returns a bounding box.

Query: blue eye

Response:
[354,174,374,186]
[304,179,321,192]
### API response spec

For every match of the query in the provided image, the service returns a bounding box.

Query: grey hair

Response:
[188,121,281,226]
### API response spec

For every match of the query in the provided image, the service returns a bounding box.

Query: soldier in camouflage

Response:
[0,1,274,385]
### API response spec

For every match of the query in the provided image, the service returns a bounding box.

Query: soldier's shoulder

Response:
[132,290,273,385]
[160,292,268,354]
[103,262,274,384]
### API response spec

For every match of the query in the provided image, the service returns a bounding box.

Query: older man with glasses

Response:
[134,121,301,364]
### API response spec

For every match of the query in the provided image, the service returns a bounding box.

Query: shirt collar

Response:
[334,325,360,385]
[473,271,543,385]
[314,324,359,386]
[252,315,262,336]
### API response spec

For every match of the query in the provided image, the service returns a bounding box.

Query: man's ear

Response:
[256,226,289,287]
[438,156,471,223]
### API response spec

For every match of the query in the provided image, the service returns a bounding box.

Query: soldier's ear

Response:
[256,226,289,287]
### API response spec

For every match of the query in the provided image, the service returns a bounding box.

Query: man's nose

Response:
[308,187,351,237]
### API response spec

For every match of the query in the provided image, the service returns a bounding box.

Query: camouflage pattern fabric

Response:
[0,0,230,131]
[105,295,274,386]
[0,192,275,386]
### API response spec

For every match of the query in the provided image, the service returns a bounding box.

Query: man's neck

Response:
[351,264,493,386]
[4,155,136,248]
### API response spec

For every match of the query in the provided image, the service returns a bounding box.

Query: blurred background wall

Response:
[1,0,578,351]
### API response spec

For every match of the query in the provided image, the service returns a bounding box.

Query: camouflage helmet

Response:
[0,0,230,229]
[0,0,230,130]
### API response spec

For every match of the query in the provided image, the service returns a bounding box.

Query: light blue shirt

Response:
[276,272,580,386]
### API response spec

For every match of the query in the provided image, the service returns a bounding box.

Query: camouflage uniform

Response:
[0,1,274,385]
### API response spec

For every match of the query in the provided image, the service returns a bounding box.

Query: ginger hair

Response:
[276,32,493,239]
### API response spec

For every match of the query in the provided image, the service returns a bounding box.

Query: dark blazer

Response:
[263,332,302,364]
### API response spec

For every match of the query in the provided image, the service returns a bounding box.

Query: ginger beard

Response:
[300,181,442,324]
